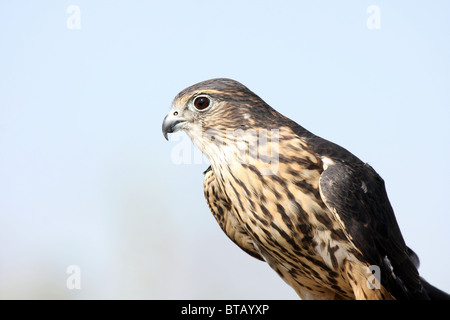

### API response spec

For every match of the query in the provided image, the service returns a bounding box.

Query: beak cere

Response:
[162,113,186,140]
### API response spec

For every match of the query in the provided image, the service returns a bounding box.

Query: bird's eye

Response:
[193,96,210,110]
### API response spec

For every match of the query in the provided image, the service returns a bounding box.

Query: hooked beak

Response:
[162,112,186,140]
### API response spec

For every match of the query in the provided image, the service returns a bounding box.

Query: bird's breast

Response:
[209,138,356,296]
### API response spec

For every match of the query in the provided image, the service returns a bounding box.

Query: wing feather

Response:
[319,160,428,299]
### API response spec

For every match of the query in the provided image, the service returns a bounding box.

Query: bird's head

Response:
[162,78,285,163]
[162,78,269,138]
[162,78,289,175]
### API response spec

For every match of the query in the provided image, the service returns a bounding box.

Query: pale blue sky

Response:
[0,1,449,299]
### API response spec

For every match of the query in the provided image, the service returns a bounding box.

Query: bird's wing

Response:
[318,159,428,299]
[204,166,264,261]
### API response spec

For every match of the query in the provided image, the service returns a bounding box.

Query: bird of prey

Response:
[162,78,449,300]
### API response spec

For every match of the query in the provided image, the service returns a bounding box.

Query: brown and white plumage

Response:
[162,78,449,300]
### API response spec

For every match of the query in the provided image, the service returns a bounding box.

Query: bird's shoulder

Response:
[310,140,427,299]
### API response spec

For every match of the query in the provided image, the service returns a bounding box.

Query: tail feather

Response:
[421,278,450,300]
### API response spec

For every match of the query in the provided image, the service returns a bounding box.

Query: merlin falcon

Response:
[162,78,449,300]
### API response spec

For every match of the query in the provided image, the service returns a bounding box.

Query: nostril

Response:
[173,111,178,116]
